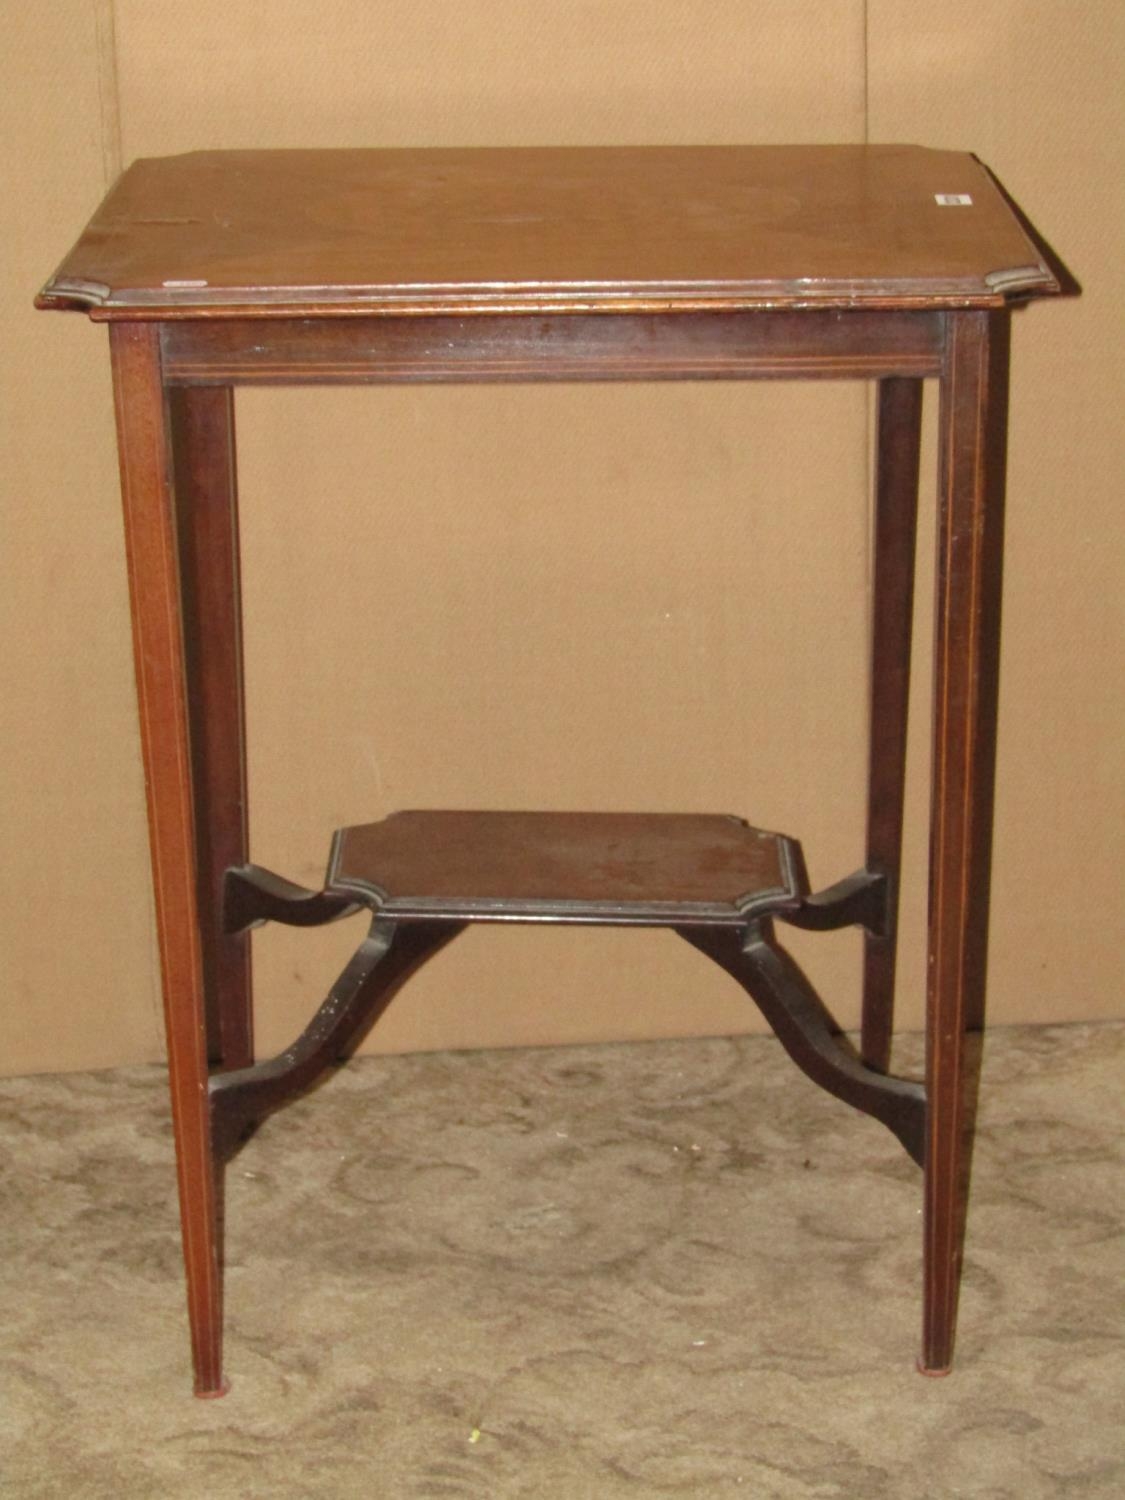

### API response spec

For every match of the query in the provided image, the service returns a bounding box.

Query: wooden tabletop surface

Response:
[37,145,1057,319]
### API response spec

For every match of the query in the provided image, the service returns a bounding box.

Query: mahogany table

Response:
[37,145,1063,1396]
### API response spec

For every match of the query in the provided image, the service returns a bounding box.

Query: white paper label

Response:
[934,194,973,206]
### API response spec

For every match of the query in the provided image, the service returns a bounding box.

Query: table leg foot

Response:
[194,1379,232,1400]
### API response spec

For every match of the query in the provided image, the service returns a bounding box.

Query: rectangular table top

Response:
[37,145,1057,320]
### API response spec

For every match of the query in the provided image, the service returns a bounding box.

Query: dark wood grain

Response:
[109,323,226,1397]
[863,378,924,1071]
[37,146,1058,319]
[921,308,1010,1375]
[208,841,919,1169]
[169,386,252,1071]
[328,810,803,925]
[159,310,943,386]
[210,919,465,1162]
[36,148,1066,1391]
[680,923,925,1164]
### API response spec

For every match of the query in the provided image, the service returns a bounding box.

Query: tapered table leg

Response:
[110,324,227,1397]
[862,377,923,1071]
[169,386,253,1071]
[921,309,1010,1374]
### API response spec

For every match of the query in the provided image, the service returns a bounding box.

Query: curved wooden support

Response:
[209,918,465,1160]
[223,863,363,933]
[678,922,925,1165]
[784,868,888,936]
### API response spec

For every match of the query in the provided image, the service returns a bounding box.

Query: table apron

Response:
[160,310,944,387]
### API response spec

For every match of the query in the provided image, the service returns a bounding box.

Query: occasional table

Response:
[37,145,1063,1396]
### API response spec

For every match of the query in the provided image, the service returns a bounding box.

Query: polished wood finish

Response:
[210,918,465,1163]
[168,386,252,1070]
[863,377,924,1071]
[219,825,918,1162]
[680,923,924,1165]
[328,810,802,925]
[159,309,944,386]
[922,310,1010,1375]
[109,323,225,1397]
[37,146,1056,319]
[37,147,1064,1394]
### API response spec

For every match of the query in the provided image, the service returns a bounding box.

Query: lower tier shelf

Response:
[325,808,805,925]
[214,808,921,1168]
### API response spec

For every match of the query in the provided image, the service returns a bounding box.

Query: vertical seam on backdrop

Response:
[870,0,876,146]
[96,3,156,1045]
[94,0,123,186]
[862,0,874,737]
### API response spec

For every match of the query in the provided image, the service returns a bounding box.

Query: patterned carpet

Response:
[1,1022,1122,1498]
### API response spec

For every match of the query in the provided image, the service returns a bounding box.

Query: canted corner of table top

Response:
[36,144,1061,323]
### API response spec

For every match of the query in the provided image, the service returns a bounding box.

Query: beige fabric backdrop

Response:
[2,2,1121,1075]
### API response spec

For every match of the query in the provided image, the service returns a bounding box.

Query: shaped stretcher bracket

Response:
[212,811,920,1164]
